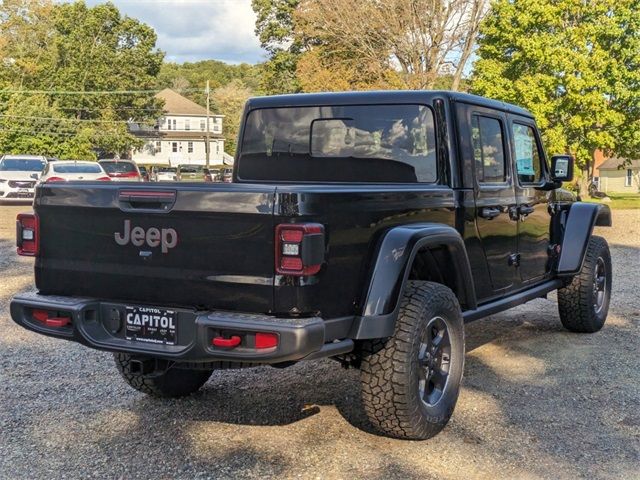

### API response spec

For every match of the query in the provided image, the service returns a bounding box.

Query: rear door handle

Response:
[118,189,176,212]
[479,207,501,219]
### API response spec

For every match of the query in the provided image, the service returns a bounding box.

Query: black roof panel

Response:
[246,90,533,118]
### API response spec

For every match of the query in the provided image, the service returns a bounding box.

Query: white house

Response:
[130,88,227,167]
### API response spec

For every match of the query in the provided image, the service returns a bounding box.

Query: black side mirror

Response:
[550,155,574,182]
[30,173,39,180]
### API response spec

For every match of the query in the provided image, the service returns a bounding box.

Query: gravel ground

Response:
[0,204,639,479]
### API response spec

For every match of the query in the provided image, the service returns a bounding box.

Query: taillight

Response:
[45,176,66,183]
[97,176,111,181]
[16,213,39,256]
[275,223,325,276]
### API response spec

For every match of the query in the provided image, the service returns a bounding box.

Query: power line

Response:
[0,88,200,95]
[0,114,142,124]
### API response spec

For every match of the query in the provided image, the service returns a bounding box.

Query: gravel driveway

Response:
[1,204,638,479]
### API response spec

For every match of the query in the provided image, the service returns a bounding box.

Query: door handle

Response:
[479,207,501,219]
[519,205,535,215]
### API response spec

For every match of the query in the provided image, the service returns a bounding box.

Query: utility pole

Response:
[205,80,211,168]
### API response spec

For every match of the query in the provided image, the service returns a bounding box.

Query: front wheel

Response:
[557,235,612,333]
[359,281,465,440]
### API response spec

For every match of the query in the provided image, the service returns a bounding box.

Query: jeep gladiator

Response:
[11,91,612,440]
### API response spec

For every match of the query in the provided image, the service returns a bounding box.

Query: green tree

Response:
[0,0,163,157]
[251,0,301,94]
[212,80,254,155]
[472,0,640,181]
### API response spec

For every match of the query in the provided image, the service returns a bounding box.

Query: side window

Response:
[512,123,542,184]
[471,115,506,183]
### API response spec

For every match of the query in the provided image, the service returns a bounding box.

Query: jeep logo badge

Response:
[114,219,178,254]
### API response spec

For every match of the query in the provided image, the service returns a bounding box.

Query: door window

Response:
[471,115,506,183]
[512,123,543,184]
[626,169,633,187]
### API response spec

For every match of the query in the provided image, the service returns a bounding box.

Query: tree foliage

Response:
[211,80,253,155]
[0,0,164,158]
[472,0,640,174]
[294,0,488,92]
[251,0,301,94]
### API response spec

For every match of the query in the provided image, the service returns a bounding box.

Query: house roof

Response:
[156,88,208,116]
[598,158,640,170]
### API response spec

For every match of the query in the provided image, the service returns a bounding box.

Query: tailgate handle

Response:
[118,190,176,212]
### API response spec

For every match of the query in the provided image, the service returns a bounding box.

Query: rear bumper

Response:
[10,292,352,364]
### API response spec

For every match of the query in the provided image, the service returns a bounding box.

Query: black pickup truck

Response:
[11,91,612,440]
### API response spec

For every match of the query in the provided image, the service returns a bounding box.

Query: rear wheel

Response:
[557,235,612,333]
[114,353,213,398]
[359,281,465,440]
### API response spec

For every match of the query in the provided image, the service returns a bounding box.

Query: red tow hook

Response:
[212,335,241,348]
[32,309,71,328]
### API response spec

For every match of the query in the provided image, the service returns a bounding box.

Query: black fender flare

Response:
[557,202,612,276]
[350,223,476,339]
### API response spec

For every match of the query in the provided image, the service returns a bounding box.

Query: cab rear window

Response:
[238,104,437,183]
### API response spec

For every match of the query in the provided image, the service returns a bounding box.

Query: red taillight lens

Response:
[45,176,66,183]
[97,176,111,181]
[16,213,39,256]
[255,332,278,349]
[275,223,325,276]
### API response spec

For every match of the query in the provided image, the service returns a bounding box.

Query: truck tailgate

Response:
[33,183,276,313]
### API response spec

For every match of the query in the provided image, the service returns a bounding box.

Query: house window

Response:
[216,142,220,154]
[155,141,162,153]
[626,169,633,187]
[171,119,177,130]
[200,119,206,131]
[185,119,190,131]
[172,142,178,153]
[166,119,171,130]
[188,141,193,153]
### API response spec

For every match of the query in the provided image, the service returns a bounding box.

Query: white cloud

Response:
[81,0,267,64]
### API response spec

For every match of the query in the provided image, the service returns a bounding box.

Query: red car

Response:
[98,159,142,181]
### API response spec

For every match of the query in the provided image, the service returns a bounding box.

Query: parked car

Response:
[98,159,142,181]
[222,168,233,183]
[138,166,150,182]
[11,91,612,441]
[177,164,207,182]
[155,167,178,182]
[38,161,111,183]
[0,154,47,202]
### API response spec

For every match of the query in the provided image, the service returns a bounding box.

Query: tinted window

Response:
[179,166,204,173]
[239,104,437,183]
[0,159,46,172]
[471,116,506,183]
[53,163,102,174]
[159,167,177,173]
[100,161,137,174]
[512,124,542,184]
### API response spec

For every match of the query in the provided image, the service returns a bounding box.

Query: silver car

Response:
[38,161,111,183]
[0,155,47,202]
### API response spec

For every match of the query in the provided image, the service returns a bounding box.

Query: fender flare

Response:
[557,202,612,276]
[350,223,476,339]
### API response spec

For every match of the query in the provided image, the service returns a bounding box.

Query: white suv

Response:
[0,155,47,202]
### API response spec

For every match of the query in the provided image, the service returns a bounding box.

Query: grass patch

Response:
[587,193,640,209]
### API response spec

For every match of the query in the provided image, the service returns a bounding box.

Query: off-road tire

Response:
[558,235,612,333]
[114,353,213,398]
[360,281,465,440]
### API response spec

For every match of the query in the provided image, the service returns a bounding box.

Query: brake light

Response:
[275,223,325,276]
[45,176,66,183]
[16,213,39,256]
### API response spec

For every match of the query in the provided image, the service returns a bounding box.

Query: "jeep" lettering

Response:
[114,219,178,253]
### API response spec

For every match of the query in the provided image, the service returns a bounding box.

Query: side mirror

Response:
[30,173,39,180]
[550,155,574,182]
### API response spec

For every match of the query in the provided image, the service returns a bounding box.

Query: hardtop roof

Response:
[246,90,533,119]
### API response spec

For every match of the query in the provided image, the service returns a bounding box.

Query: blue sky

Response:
[82,0,266,64]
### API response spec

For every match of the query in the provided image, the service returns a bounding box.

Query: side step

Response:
[463,279,564,322]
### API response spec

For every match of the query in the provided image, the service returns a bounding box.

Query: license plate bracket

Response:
[125,306,177,345]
